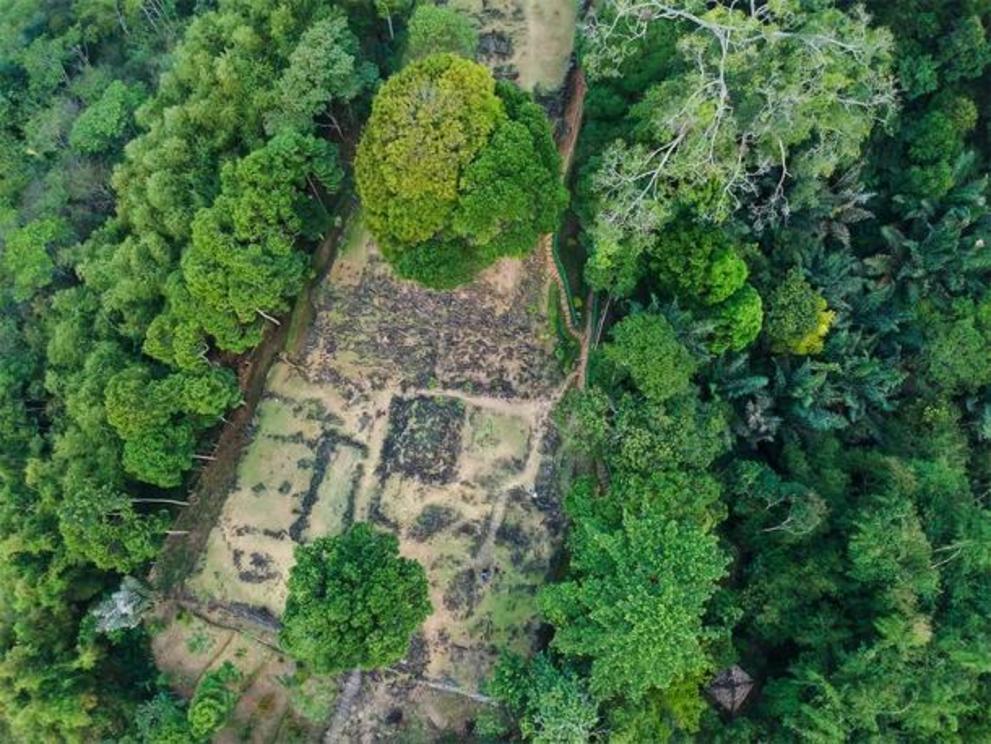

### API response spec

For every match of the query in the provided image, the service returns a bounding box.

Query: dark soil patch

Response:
[443,568,479,617]
[342,463,362,530]
[227,602,281,632]
[395,632,430,677]
[289,430,337,542]
[533,460,565,531]
[232,525,288,541]
[478,31,514,60]
[367,487,398,531]
[379,396,465,485]
[266,431,309,446]
[289,430,367,542]
[408,504,462,542]
[307,248,562,400]
[458,519,487,558]
[495,520,532,569]
[233,550,280,583]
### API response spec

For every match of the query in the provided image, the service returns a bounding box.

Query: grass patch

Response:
[186,631,215,655]
[548,283,579,372]
[280,670,339,723]
[339,209,367,256]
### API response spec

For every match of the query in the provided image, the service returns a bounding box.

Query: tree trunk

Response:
[133,498,190,507]
[257,308,282,325]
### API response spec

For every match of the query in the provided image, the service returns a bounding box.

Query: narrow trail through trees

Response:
[324,670,363,743]
[544,66,592,387]
[543,67,587,338]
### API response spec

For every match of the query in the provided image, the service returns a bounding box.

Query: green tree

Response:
[582,0,895,293]
[356,55,564,287]
[104,365,173,439]
[923,295,991,393]
[58,484,166,571]
[451,82,567,260]
[187,662,241,740]
[280,523,431,674]
[175,131,342,353]
[2,217,71,301]
[405,4,479,62]
[121,423,196,489]
[270,11,377,134]
[129,693,193,744]
[707,284,763,353]
[104,365,213,487]
[68,80,145,154]
[175,368,241,418]
[610,393,728,474]
[765,270,834,355]
[540,493,728,702]
[603,313,697,404]
[486,653,598,744]
[645,221,750,305]
[356,53,503,248]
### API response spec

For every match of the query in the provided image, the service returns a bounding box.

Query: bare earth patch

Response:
[152,7,580,737]
[155,231,570,740]
[452,0,577,91]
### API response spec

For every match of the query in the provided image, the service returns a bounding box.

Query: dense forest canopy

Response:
[1,0,991,740]
[0,0,389,738]
[483,1,991,742]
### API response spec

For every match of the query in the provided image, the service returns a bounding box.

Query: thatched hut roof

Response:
[706,665,754,715]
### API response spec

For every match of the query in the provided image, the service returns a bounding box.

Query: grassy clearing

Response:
[339,208,367,257]
[518,0,577,91]
[150,602,326,743]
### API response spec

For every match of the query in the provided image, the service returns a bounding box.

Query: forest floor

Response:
[151,2,583,740]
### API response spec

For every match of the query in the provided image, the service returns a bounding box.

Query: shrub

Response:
[406,4,478,62]
[765,270,834,355]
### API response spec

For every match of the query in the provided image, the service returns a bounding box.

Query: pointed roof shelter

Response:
[706,665,755,716]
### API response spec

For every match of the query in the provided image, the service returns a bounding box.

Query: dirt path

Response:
[174,594,282,650]
[325,670,363,743]
[407,386,545,419]
[544,66,591,384]
[416,678,493,704]
[558,67,587,179]
[353,406,390,522]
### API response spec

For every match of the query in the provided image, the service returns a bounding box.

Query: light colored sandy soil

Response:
[452,0,577,91]
[150,602,313,743]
